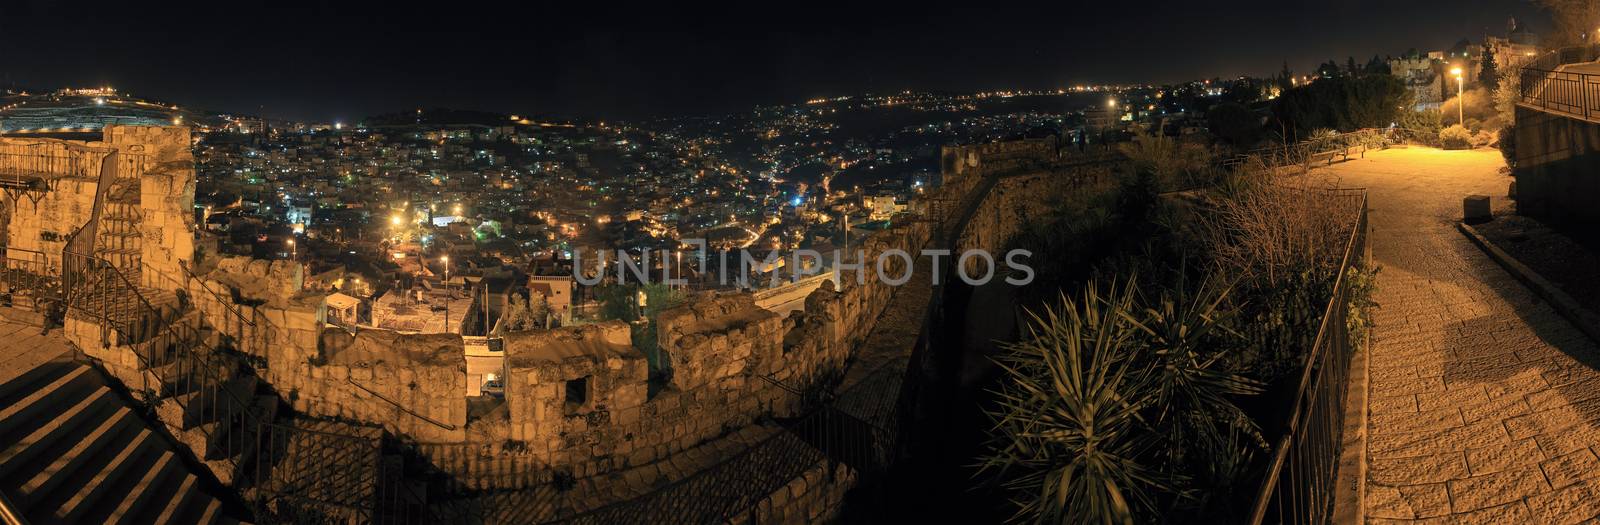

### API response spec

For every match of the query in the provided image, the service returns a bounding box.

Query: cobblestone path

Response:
[1322,148,1600,523]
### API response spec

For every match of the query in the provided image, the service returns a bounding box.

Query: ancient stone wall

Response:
[106,125,195,287]
[501,321,653,477]
[285,329,469,442]
[0,137,106,269]
[955,161,1118,274]
[940,137,1058,183]
[749,459,857,525]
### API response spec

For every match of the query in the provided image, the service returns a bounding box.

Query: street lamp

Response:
[1450,67,1465,126]
[441,255,451,332]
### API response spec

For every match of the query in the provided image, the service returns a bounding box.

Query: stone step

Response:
[0,358,77,408]
[0,366,95,448]
[0,360,243,523]
[0,386,114,482]
[19,404,137,497]
[105,450,177,523]
[52,429,157,522]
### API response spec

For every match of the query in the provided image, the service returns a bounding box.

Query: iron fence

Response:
[1220,129,1386,173]
[1516,45,1600,123]
[0,247,56,312]
[1247,192,1370,525]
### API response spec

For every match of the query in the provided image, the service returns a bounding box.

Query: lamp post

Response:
[1103,98,1117,149]
[442,255,451,332]
[1450,67,1464,126]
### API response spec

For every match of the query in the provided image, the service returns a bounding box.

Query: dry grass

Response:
[1200,170,1361,289]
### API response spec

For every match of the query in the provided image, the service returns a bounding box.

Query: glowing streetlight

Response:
[1450,67,1465,126]
[441,255,451,331]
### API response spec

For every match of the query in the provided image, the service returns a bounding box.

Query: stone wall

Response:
[502,321,652,477]
[106,125,195,287]
[287,329,469,442]
[940,137,1058,183]
[0,137,105,269]
[748,459,857,525]
[955,162,1117,274]
[1512,104,1600,223]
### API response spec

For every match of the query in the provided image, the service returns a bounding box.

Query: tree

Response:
[1346,56,1360,76]
[528,292,550,328]
[1364,54,1391,76]
[494,293,535,335]
[1480,44,1500,93]
[979,277,1262,523]
[1271,75,1411,138]
[1276,61,1295,92]
[1317,60,1342,79]
[1207,102,1263,147]
[1535,0,1600,47]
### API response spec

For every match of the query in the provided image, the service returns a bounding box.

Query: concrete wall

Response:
[1513,104,1600,223]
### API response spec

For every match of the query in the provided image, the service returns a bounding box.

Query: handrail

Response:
[1247,191,1368,524]
[0,488,27,525]
[345,377,458,431]
[58,251,384,521]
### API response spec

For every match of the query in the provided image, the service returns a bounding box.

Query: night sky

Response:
[0,0,1552,122]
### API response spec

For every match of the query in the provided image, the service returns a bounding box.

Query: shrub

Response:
[1207,102,1263,147]
[1499,124,1517,168]
[979,277,1262,523]
[1472,130,1496,148]
[1439,124,1473,149]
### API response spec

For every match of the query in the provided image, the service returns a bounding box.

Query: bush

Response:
[979,277,1262,523]
[1439,124,1473,149]
[1207,102,1263,147]
[1499,124,1517,168]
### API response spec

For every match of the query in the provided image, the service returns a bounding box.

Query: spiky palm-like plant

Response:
[981,280,1166,524]
[981,276,1265,523]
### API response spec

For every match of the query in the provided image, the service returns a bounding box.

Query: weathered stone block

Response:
[1464,195,1491,223]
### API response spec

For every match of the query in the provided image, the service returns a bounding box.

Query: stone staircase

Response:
[95,178,144,275]
[0,358,241,524]
[62,259,397,522]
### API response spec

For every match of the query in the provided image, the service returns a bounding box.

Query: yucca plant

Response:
[1125,275,1265,495]
[981,275,1265,523]
[980,280,1167,524]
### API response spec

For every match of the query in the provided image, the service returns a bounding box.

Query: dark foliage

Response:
[1270,75,1413,141]
[1207,102,1263,147]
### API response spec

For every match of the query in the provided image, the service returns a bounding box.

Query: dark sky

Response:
[0,0,1552,122]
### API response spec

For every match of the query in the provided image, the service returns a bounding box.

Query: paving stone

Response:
[1526,479,1600,525]
[1540,448,1600,490]
[1464,438,1545,475]
[1446,465,1550,512]
[1322,150,1600,521]
[1368,452,1469,485]
[1370,407,1464,435]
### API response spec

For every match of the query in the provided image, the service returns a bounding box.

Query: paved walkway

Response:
[0,307,71,386]
[1320,148,1600,523]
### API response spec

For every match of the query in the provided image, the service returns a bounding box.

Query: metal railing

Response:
[0,248,56,312]
[1517,45,1600,123]
[1247,192,1370,525]
[1220,129,1386,172]
[1519,68,1600,122]
[59,251,391,522]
